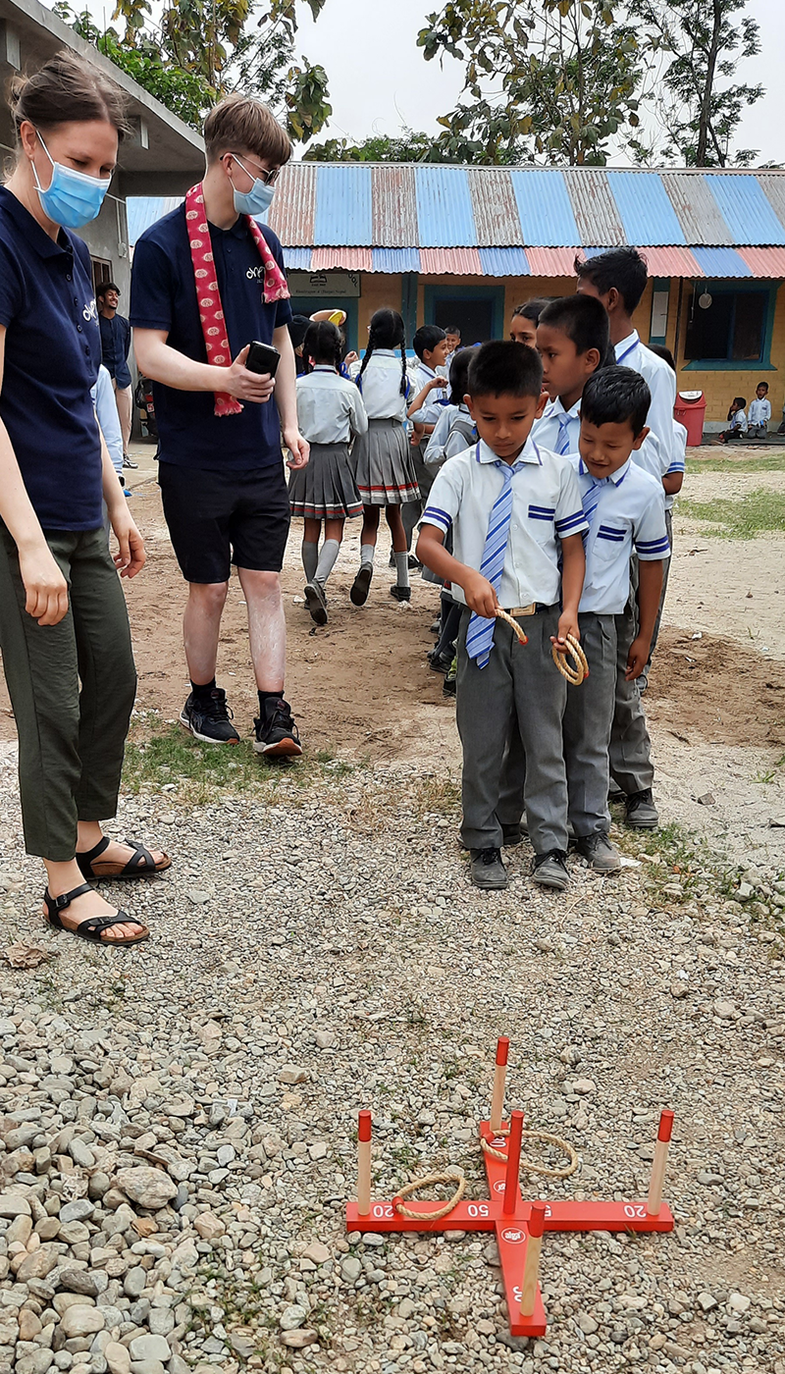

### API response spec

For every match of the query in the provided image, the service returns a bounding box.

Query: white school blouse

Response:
[571,456,670,615]
[295,366,368,445]
[355,349,408,422]
[748,397,772,426]
[422,435,588,610]
[408,361,450,426]
[614,331,676,468]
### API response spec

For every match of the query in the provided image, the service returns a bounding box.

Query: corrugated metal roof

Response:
[524,247,582,277]
[479,247,530,276]
[756,174,785,236]
[419,248,483,274]
[314,165,372,246]
[641,246,703,278]
[564,170,625,247]
[372,165,418,249]
[282,247,313,270]
[416,167,477,247]
[126,195,181,243]
[706,175,785,246]
[660,173,733,246]
[606,172,685,246]
[510,170,579,247]
[691,246,754,278]
[311,247,373,271]
[737,246,785,276]
[371,247,421,273]
[266,162,315,247]
[468,168,520,246]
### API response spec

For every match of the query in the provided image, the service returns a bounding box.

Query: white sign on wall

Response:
[288,271,361,298]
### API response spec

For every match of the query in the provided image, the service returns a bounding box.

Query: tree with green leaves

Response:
[53,0,331,140]
[626,0,764,166]
[303,131,462,163]
[417,0,644,166]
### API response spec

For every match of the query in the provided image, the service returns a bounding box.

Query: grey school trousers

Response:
[0,523,136,861]
[456,606,568,854]
[562,613,617,837]
[609,585,655,797]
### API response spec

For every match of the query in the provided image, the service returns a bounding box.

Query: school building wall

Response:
[346,271,785,429]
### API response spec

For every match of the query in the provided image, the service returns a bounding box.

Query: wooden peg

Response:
[490,1036,510,1134]
[520,1202,547,1318]
[357,1110,372,1216]
[503,1109,524,1216]
[646,1109,674,1217]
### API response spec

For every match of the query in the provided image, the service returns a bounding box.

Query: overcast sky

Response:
[295,0,785,166]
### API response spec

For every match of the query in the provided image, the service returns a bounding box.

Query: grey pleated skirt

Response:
[353,417,420,506]
[288,442,363,520]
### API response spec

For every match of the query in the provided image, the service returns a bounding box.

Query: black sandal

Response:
[76,836,171,881]
[43,884,149,947]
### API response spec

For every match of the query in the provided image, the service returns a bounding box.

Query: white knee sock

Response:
[302,540,319,582]
[360,543,375,569]
[315,538,340,587]
[394,551,410,589]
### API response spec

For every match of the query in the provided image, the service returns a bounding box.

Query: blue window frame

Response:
[683,281,779,372]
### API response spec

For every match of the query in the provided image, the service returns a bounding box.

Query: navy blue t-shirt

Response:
[0,187,102,531]
[99,311,132,388]
[130,207,293,470]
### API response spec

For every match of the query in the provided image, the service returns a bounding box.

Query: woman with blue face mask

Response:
[0,50,170,948]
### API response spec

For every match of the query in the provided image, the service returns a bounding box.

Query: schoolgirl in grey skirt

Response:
[350,309,420,607]
[289,321,368,625]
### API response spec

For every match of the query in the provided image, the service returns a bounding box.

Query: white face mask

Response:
[228,153,276,217]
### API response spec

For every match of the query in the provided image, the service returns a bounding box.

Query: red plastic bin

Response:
[674,390,706,446]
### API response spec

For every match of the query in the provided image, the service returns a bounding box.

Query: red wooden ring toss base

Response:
[346,1036,675,1338]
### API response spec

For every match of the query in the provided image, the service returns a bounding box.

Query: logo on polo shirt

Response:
[83,298,99,323]
[246,265,265,280]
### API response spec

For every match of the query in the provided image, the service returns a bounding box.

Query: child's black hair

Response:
[358,307,407,396]
[580,366,651,438]
[444,323,461,338]
[467,340,543,400]
[728,396,747,419]
[756,380,769,391]
[302,320,343,374]
[575,247,649,315]
[537,294,611,364]
[647,342,676,372]
[288,313,311,352]
[447,345,478,406]
[512,297,553,325]
[413,324,446,361]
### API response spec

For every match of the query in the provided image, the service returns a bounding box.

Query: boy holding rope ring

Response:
[417,342,587,893]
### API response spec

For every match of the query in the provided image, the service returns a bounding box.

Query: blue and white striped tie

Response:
[556,414,573,455]
[465,461,519,669]
[582,479,600,527]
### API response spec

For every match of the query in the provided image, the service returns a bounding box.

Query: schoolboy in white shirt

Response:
[748,382,772,438]
[564,367,669,870]
[417,341,588,894]
[404,325,450,552]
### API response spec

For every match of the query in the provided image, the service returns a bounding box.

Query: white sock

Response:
[302,540,319,583]
[360,543,375,569]
[315,538,340,587]
[394,551,410,589]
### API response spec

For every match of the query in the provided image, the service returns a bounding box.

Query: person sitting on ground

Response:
[718,397,748,444]
[509,298,553,347]
[416,341,587,894]
[289,320,367,626]
[747,382,771,439]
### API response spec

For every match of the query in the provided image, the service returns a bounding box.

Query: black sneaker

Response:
[470,847,508,889]
[390,585,411,602]
[304,581,327,626]
[350,564,373,606]
[532,849,570,891]
[428,648,454,674]
[576,833,622,872]
[625,788,659,829]
[122,453,138,469]
[253,698,302,759]
[180,688,240,745]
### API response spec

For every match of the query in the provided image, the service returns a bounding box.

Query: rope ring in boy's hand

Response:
[552,634,588,685]
[495,607,528,646]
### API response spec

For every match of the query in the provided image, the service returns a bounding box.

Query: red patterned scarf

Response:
[185,181,290,417]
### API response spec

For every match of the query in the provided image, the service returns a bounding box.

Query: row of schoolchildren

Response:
[288,248,682,891]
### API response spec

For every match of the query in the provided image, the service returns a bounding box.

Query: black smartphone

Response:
[245,340,281,377]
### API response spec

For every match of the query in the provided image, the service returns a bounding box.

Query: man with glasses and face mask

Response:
[131,95,308,757]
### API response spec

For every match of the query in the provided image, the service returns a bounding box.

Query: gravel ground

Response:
[0,747,784,1374]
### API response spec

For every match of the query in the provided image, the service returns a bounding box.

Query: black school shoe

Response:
[625,788,659,829]
[253,697,302,759]
[304,581,327,626]
[470,848,508,889]
[532,849,570,891]
[389,585,411,602]
[350,565,373,606]
[180,688,240,745]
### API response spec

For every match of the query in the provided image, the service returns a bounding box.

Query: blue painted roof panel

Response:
[127,196,181,244]
[691,246,754,278]
[282,247,313,270]
[510,170,579,247]
[371,248,421,272]
[416,167,476,247]
[706,175,785,246]
[479,247,530,276]
[313,165,372,246]
[607,172,685,245]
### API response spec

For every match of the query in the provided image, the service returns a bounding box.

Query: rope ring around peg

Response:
[481,1127,579,1180]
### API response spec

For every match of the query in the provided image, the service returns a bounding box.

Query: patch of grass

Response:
[679,488,785,539]
[686,454,785,474]
[123,723,362,805]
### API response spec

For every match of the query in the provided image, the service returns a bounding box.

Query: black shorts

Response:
[159,461,291,584]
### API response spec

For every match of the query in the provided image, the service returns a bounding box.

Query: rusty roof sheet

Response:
[266,162,315,247]
[564,169,625,247]
[467,167,520,246]
[372,165,418,248]
[660,173,733,246]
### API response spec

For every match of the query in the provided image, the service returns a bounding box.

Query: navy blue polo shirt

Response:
[99,311,132,388]
[130,206,293,470]
[0,187,102,531]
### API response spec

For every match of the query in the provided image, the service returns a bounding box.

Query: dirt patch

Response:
[646,627,785,751]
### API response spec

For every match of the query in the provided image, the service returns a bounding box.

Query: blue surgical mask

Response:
[32,130,112,229]
[230,154,276,218]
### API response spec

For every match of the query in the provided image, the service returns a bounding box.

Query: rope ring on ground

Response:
[495,607,528,646]
[393,1169,467,1221]
[552,634,589,685]
[481,1127,580,1180]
